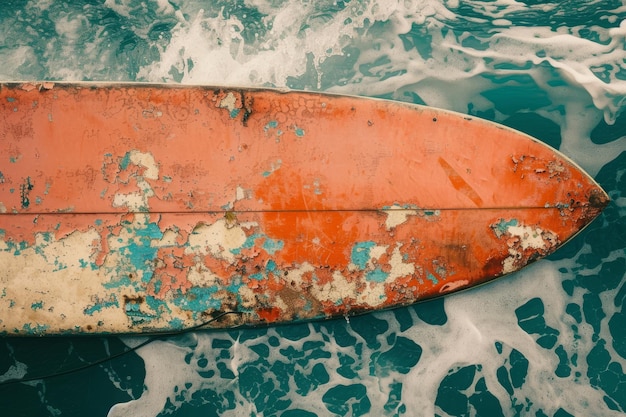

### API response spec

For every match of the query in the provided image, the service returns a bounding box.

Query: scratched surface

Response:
[0,83,608,335]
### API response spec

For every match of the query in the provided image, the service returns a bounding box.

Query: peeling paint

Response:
[0,84,609,335]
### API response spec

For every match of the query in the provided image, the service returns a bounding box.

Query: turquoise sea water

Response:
[1,1,626,416]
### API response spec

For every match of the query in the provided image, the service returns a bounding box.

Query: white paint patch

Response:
[507,225,555,250]
[357,281,387,307]
[235,186,246,201]
[218,92,237,112]
[384,204,417,230]
[113,151,159,211]
[186,219,248,262]
[387,244,415,280]
[311,270,356,304]
[501,224,559,274]
[40,228,100,269]
[128,150,159,180]
[186,264,222,287]
[285,262,315,287]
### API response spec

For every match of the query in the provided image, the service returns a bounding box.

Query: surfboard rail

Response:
[0,82,609,335]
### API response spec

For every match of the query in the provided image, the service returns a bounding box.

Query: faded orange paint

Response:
[0,82,609,335]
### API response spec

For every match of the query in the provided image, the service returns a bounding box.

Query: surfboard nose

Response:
[581,184,610,226]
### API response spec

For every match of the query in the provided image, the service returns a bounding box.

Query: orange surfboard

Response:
[0,83,608,335]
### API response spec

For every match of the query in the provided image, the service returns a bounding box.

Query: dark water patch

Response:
[566,302,583,323]
[275,323,311,341]
[320,46,361,89]
[337,353,359,379]
[393,307,415,331]
[211,338,232,349]
[577,258,625,294]
[480,78,551,115]
[155,387,237,417]
[0,337,145,416]
[583,292,606,338]
[412,298,448,326]
[239,362,291,415]
[502,112,562,150]
[281,410,317,417]
[294,362,329,395]
[509,348,529,389]
[399,22,433,59]
[470,376,505,417]
[554,345,571,378]
[586,339,626,411]
[383,381,405,414]
[217,362,236,379]
[609,310,626,359]
[349,314,389,349]
[591,111,626,144]
[436,365,476,413]
[322,383,371,416]
[316,319,357,347]
[515,298,560,349]
[371,336,422,376]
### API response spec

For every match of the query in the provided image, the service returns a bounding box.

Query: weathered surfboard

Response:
[0,82,608,335]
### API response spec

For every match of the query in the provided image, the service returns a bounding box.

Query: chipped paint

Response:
[491,219,559,275]
[0,83,609,335]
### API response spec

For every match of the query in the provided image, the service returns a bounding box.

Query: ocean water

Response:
[0,1,625,416]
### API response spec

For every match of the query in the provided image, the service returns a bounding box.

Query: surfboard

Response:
[0,82,609,335]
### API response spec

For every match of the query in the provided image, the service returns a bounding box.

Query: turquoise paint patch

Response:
[295,127,305,137]
[169,317,184,330]
[53,258,67,271]
[351,241,376,270]
[103,274,132,289]
[7,240,29,256]
[119,152,131,170]
[174,287,221,312]
[115,220,164,282]
[366,268,389,283]
[31,301,43,310]
[426,271,439,285]
[230,108,240,118]
[145,294,171,314]
[263,238,284,255]
[493,218,519,236]
[95,219,103,226]
[84,298,119,316]
[265,120,278,130]
[262,171,271,177]
[6,97,15,102]
[234,234,284,256]
[266,259,277,272]
[21,323,50,335]
[250,273,263,280]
